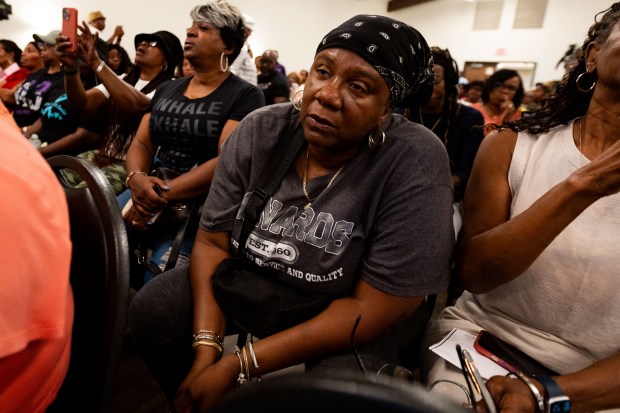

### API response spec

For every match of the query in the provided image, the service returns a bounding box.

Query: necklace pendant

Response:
[304,201,312,210]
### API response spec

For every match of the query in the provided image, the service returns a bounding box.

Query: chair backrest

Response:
[46,155,130,413]
[212,371,470,413]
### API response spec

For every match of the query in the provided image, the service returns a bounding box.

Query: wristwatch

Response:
[535,375,571,413]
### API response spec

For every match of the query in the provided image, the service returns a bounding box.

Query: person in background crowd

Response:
[13,31,64,137]
[459,79,484,106]
[39,55,106,158]
[421,3,620,412]
[88,10,124,45]
[107,44,133,76]
[257,50,289,104]
[0,41,39,108]
[182,58,195,78]
[267,49,286,75]
[407,47,484,236]
[472,69,524,136]
[0,120,73,413]
[520,82,550,112]
[0,40,22,82]
[229,13,257,85]
[287,71,301,98]
[129,13,452,413]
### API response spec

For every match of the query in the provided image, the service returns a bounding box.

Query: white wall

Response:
[389,0,613,85]
[1,0,613,84]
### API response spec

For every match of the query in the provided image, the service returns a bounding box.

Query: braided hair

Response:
[507,2,620,135]
[407,47,461,145]
[94,63,177,167]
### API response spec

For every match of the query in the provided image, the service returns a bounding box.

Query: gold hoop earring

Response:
[368,128,386,149]
[220,52,229,72]
[576,72,596,92]
[293,89,303,111]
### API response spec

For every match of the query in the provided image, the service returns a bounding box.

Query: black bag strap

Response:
[237,126,306,255]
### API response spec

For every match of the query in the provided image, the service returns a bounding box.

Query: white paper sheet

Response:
[429,328,510,380]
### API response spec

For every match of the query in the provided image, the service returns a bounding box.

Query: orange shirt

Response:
[0,120,73,412]
[472,102,522,136]
[0,100,18,131]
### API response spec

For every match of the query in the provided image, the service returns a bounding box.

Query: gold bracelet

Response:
[248,338,259,368]
[193,331,223,347]
[191,339,223,354]
[124,171,147,188]
[242,346,251,381]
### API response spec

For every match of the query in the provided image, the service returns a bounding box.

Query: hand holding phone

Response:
[62,7,78,53]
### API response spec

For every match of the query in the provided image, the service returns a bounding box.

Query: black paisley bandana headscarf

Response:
[316,14,435,107]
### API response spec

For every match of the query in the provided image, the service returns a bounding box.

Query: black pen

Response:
[462,348,498,413]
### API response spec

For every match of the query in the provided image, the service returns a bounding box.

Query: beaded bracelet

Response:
[124,171,147,187]
[234,346,247,388]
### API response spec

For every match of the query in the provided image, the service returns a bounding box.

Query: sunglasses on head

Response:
[138,40,158,48]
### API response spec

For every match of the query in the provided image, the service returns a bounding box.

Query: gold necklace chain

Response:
[302,145,345,210]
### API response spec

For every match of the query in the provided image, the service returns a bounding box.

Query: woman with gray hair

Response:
[120,1,264,284]
[130,12,453,413]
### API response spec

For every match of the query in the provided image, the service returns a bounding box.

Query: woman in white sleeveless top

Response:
[421,3,620,412]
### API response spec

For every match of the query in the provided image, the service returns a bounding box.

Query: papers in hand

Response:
[429,328,509,380]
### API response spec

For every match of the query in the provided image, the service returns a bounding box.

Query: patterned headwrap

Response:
[316,15,435,107]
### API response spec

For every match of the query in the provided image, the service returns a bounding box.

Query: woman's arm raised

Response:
[456,128,613,293]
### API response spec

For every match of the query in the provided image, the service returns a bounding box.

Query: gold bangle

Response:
[192,331,223,347]
[191,340,223,354]
[248,338,259,368]
[242,346,251,381]
[125,171,147,188]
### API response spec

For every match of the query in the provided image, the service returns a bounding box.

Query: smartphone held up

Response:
[62,7,78,52]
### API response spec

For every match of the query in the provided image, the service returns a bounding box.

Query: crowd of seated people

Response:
[2,2,620,413]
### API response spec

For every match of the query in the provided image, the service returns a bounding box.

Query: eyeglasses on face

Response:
[37,42,53,50]
[493,81,518,93]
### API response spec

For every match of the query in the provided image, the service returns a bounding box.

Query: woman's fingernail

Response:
[164,185,170,190]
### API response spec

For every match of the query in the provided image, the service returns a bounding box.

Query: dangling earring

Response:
[576,71,596,92]
[220,52,229,72]
[293,89,303,111]
[368,128,386,149]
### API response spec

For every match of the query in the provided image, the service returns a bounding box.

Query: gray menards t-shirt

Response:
[201,104,454,298]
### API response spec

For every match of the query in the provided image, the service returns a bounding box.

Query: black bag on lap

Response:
[211,127,330,338]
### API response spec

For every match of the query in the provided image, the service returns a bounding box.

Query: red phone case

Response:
[473,330,520,374]
[62,7,78,53]
[473,330,558,377]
